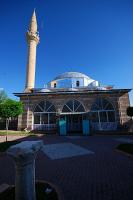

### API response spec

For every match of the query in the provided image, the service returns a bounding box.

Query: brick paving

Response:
[0,135,133,200]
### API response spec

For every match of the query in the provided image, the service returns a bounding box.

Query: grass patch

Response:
[0,141,20,152]
[116,143,133,155]
[0,130,34,136]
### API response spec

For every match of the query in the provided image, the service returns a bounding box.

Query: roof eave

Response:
[13,88,132,97]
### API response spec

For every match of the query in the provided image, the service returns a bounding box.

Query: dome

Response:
[48,71,99,89]
[53,72,90,80]
[39,88,50,92]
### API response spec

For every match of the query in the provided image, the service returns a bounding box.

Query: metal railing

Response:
[33,124,57,131]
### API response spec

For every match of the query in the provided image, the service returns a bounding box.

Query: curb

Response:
[115,149,133,159]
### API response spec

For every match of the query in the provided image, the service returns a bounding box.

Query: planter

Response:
[0,180,63,200]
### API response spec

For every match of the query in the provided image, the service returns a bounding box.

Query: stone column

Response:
[7,140,43,200]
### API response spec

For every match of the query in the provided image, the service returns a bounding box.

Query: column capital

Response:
[7,140,43,160]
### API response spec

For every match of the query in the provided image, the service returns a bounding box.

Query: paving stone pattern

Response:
[0,135,133,200]
[42,142,94,160]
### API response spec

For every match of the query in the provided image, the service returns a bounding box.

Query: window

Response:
[49,113,56,124]
[62,100,85,113]
[91,98,114,111]
[34,101,56,125]
[108,111,115,122]
[100,112,107,122]
[54,83,56,88]
[91,98,115,123]
[76,81,80,87]
[34,114,40,124]
[34,101,56,113]
[41,113,48,124]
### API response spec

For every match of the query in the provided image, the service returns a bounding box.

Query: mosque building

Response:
[14,11,131,135]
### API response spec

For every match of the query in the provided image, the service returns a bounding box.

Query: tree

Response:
[127,106,133,120]
[0,89,8,104]
[0,99,23,141]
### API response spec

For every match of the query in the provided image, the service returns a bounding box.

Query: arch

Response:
[62,99,85,113]
[34,100,56,113]
[90,98,117,131]
[91,98,115,111]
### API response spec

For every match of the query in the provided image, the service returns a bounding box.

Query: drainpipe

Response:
[118,91,122,125]
[27,95,29,130]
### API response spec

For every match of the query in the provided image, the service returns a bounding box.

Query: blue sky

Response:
[0,0,133,104]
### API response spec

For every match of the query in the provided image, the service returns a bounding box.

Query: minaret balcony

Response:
[26,31,40,44]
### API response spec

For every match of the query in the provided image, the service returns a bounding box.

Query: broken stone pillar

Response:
[7,140,43,200]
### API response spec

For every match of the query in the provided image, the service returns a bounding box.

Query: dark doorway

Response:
[66,114,83,133]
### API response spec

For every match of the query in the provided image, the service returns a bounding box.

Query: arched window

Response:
[91,98,115,122]
[91,98,114,111]
[34,101,56,130]
[34,101,56,113]
[62,100,85,113]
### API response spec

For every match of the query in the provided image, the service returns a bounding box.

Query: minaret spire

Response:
[25,10,40,92]
[29,9,37,33]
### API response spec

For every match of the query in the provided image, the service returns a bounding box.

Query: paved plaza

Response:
[0,135,133,200]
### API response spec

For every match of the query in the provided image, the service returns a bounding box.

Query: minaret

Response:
[25,10,40,92]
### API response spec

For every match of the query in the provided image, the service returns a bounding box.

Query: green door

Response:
[59,119,66,135]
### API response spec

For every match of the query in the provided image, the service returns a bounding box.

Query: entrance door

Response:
[66,114,82,133]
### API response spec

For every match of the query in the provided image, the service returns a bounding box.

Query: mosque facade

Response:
[14,11,131,134]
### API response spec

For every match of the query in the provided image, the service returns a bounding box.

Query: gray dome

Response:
[53,72,90,80]
[39,89,50,92]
